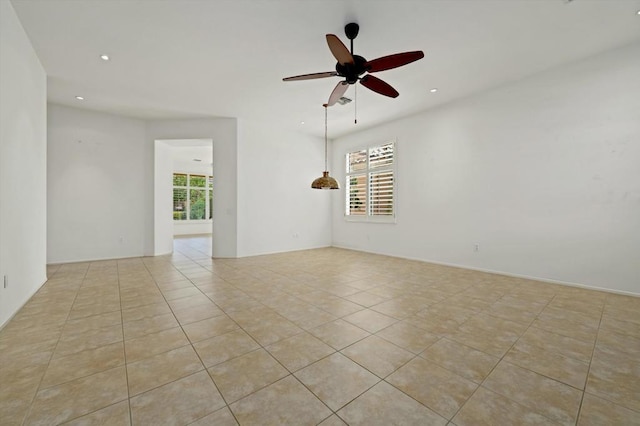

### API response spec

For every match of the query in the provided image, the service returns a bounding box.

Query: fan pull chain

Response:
[354,83,358,124]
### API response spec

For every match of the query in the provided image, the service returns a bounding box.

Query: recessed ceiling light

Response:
[100,54,110,61]
[636,10,640,15]
[300,121,305,125]
[75,96,84,100]
[430,88,438,93]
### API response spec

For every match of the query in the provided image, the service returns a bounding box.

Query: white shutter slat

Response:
[346,142,394,218]
[369,171,394,216]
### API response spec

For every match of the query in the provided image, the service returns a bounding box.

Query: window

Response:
[173,173,213,221]
[345,142,395,221]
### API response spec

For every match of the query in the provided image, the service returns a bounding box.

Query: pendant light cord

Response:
[324,103,328,171]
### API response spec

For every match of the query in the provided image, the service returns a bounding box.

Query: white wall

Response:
[154,140,174,252]
[0,1,47,327]
[237,120,332,257]
[47,105,146,263]
[332,42,640,295]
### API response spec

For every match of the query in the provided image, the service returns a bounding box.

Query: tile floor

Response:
[1,236,639,425]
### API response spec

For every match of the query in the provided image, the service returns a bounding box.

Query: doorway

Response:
[154,139,213,256]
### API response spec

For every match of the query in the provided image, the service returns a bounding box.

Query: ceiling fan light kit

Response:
[283,22,424,106]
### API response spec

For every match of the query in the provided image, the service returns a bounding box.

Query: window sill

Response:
[344,216,397,224]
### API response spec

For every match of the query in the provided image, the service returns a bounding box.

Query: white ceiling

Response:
[11,0,640,138]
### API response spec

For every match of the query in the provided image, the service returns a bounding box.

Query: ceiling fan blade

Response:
[326,34,354,65]
[365,51,424,73]
[360,75,399,98]
[283,71,338,81]
[327,81,349,106]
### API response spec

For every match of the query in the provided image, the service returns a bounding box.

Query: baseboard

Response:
[236,244,333,259]
[330,244,640,298]
[0,276,47,331]
[46,253,143,265]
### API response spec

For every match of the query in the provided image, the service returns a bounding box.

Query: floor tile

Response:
[127,345,203,395]
[54,324,123,359]
[344,291,390,307]
[294,353,379,411]
[193,329,260,367]
[208,349,289,403]
[182,315,239,343]
[189,406,238,426]
[121,302,172,323]
[172,303,225,325]
[62,400,130,425]
[577,393,640,425]
[375,321,439,354]
[316,299,364,317]
[387,357,477,419]
[342,309,398,333]
[519,326,595,363]
[341,335,414,378]
[420,338,499,384]
[586,356,640,412]
[317,415,347,426]
[167,294,214,311]
[243,317,303,346]
[266,332,335,372]
[123,312,179,341]
[309,319,370,350]
[229,375,331,425]
[452,386,560,425]
[483,362,583,425]
[337,381,447,426]
[130,371,225,425]
[62,311,122,335]
[25,367,128,425]
[6,240,640,424]
[161,286,202,300]
[41,342,125,389]
[124,326,189,363]
[504,341,590,389]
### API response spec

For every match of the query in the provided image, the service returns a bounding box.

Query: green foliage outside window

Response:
[173,173,213,221]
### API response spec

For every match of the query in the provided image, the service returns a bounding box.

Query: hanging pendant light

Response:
[311,103,340,190]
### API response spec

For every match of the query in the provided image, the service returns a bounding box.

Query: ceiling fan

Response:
[283,23,424,106]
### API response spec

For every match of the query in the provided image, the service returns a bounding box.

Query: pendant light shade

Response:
[311,171,339,189]
[312,104,339,190]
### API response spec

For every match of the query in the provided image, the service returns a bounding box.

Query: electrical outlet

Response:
[119,236,124,243]
[474,243,480,252]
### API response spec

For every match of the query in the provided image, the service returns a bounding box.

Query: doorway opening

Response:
[154,139,213,256]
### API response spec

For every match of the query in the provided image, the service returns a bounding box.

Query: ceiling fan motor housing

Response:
[345,22,360,40]
[336,55,367,84]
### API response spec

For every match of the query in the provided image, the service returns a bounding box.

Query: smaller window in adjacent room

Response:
[345,142,395,221]
[173,173,213,221]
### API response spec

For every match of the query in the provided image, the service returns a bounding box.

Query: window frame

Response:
[344,141,397,224]
[173,172,213,222]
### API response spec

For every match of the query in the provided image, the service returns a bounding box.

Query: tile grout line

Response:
[575,295,606,424]
[20,264,90,426]
[443,290,558,424]
[115,259,134,426]
[139,255,241,425]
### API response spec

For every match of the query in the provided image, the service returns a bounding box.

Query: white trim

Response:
[0,278,47,331]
